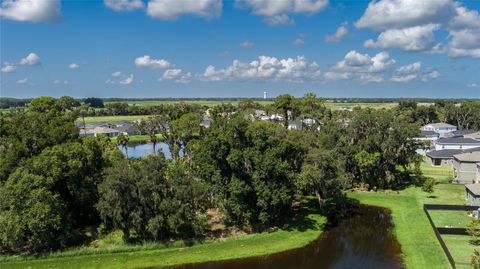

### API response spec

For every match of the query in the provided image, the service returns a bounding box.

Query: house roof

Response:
[452,130,478,136]
[436,137,480,145]
[466,131,480,139]
[427,149,464,159]
[466,184,480,196]
[417,130,439,137]
[454,151,480,163]
[423,123,457,128]
[426,147,480,159]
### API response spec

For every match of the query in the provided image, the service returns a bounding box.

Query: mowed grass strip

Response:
[0,201,326,269]
[79,115,151,124]
[349,188,451,269]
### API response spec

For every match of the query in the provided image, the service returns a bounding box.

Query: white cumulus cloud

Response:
[20,52,41,66]
[467,83,478,88]
[1,62,16,73]
[364,24,443,52]
[237,0,328,25]
[198,55,321,82]
[107,71,134,85]
[147,0,222,20]
[239,41,255,47]
[0,0,62,23]
[134,55,173,69]
[161,68,192,83]
[325,23,348,43]
[104,0,144,11]
[68,63,80,69]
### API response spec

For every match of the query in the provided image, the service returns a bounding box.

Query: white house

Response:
[434,137,480,150]
[421,123,457,137]
[79,126,120,137]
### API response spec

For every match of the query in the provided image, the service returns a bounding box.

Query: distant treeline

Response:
[2,97,479,109]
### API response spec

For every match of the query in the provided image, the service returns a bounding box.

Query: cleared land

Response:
[0,199,326,269]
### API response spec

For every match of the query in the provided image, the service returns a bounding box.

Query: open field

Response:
[104,100,398,110]
[0,199,326,269]
[79,115,151,124]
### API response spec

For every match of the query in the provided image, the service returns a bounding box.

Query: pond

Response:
[169,205,404,269]
[119,142,172,159]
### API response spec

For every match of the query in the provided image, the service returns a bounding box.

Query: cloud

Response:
[396,61,421,73]
[391,62,440,83]
[364,24,443,52]
[467,83,478,88]
[107,71,134,84]
[0,0,62,23]
[16,78,28,84]
[198,55,321,82]
[355,0,453,30]
[134,55,173,69]
[292,34,305,45]
[119,74,134,84]
[20,52,41,66]
[356,0,480,58]
[53,79,68,84]
[68,63,80,69]
[104,0,144,11]
[1,62,16,73]
[325,23,348,42]
[325,50,396,82]
[239,41,255,48]
[237,0,328,25]
[161,68,192,83]
[147,0,222,20]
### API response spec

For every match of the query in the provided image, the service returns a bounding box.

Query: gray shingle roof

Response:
[454,152,480,162]
[436,137,480,145]
[466,184,480,196]
[427,147,480,159]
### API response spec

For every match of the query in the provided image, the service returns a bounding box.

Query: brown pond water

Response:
[167,205,404,269]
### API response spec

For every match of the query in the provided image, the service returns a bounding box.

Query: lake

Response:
[119,142,172,159]
[169,205,403,269]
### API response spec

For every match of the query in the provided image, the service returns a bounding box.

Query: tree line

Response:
[0,95,478,255]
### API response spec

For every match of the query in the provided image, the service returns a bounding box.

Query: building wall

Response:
[426,156,453,166]
[455,160,479,183]
[466,189,480,206]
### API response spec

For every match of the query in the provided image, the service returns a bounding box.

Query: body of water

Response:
[170,205,403,269]
[119,142,172,159]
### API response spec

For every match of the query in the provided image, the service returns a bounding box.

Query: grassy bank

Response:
[110,134,162,143]
[0,199,326,269]
[350,161,467,269]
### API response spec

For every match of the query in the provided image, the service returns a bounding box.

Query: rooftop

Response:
[436,137,480,145]
[454,151,480,163]
[423,123,457,128]
[426,147,480,159]
[466,184,480,196]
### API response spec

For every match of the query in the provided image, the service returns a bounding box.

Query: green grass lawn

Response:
[349,161,471,269]
[79,115,151,124]
[0,199,326,269]
[110,134,162,143]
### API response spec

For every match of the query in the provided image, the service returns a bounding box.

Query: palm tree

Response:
[117,133,130,158]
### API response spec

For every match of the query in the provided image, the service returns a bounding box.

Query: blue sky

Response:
[1,0,479,98]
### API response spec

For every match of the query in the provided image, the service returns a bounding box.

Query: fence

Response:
[423,205,457,269]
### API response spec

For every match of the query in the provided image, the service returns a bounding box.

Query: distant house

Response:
[421,123,457,137]
[426,147,480,166]
[465,184,480,206]
[415,130,439,141]
[434,137,480,150]
[80,126,120,137]
[287,120,303,130]
[113,121,140,135]
[446,129,478,138]
[453,151,480,184]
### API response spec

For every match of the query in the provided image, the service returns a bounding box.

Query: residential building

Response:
[426,147,480,166]
[434,137,480,150]
[465,184,480,206]
[79,126,120,137]
[466,131,480,140]
[421,123,457,137]
[453,152,480,184]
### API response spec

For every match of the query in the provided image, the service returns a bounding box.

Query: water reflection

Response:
[118,142,172,159]
[169,205,403,269]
